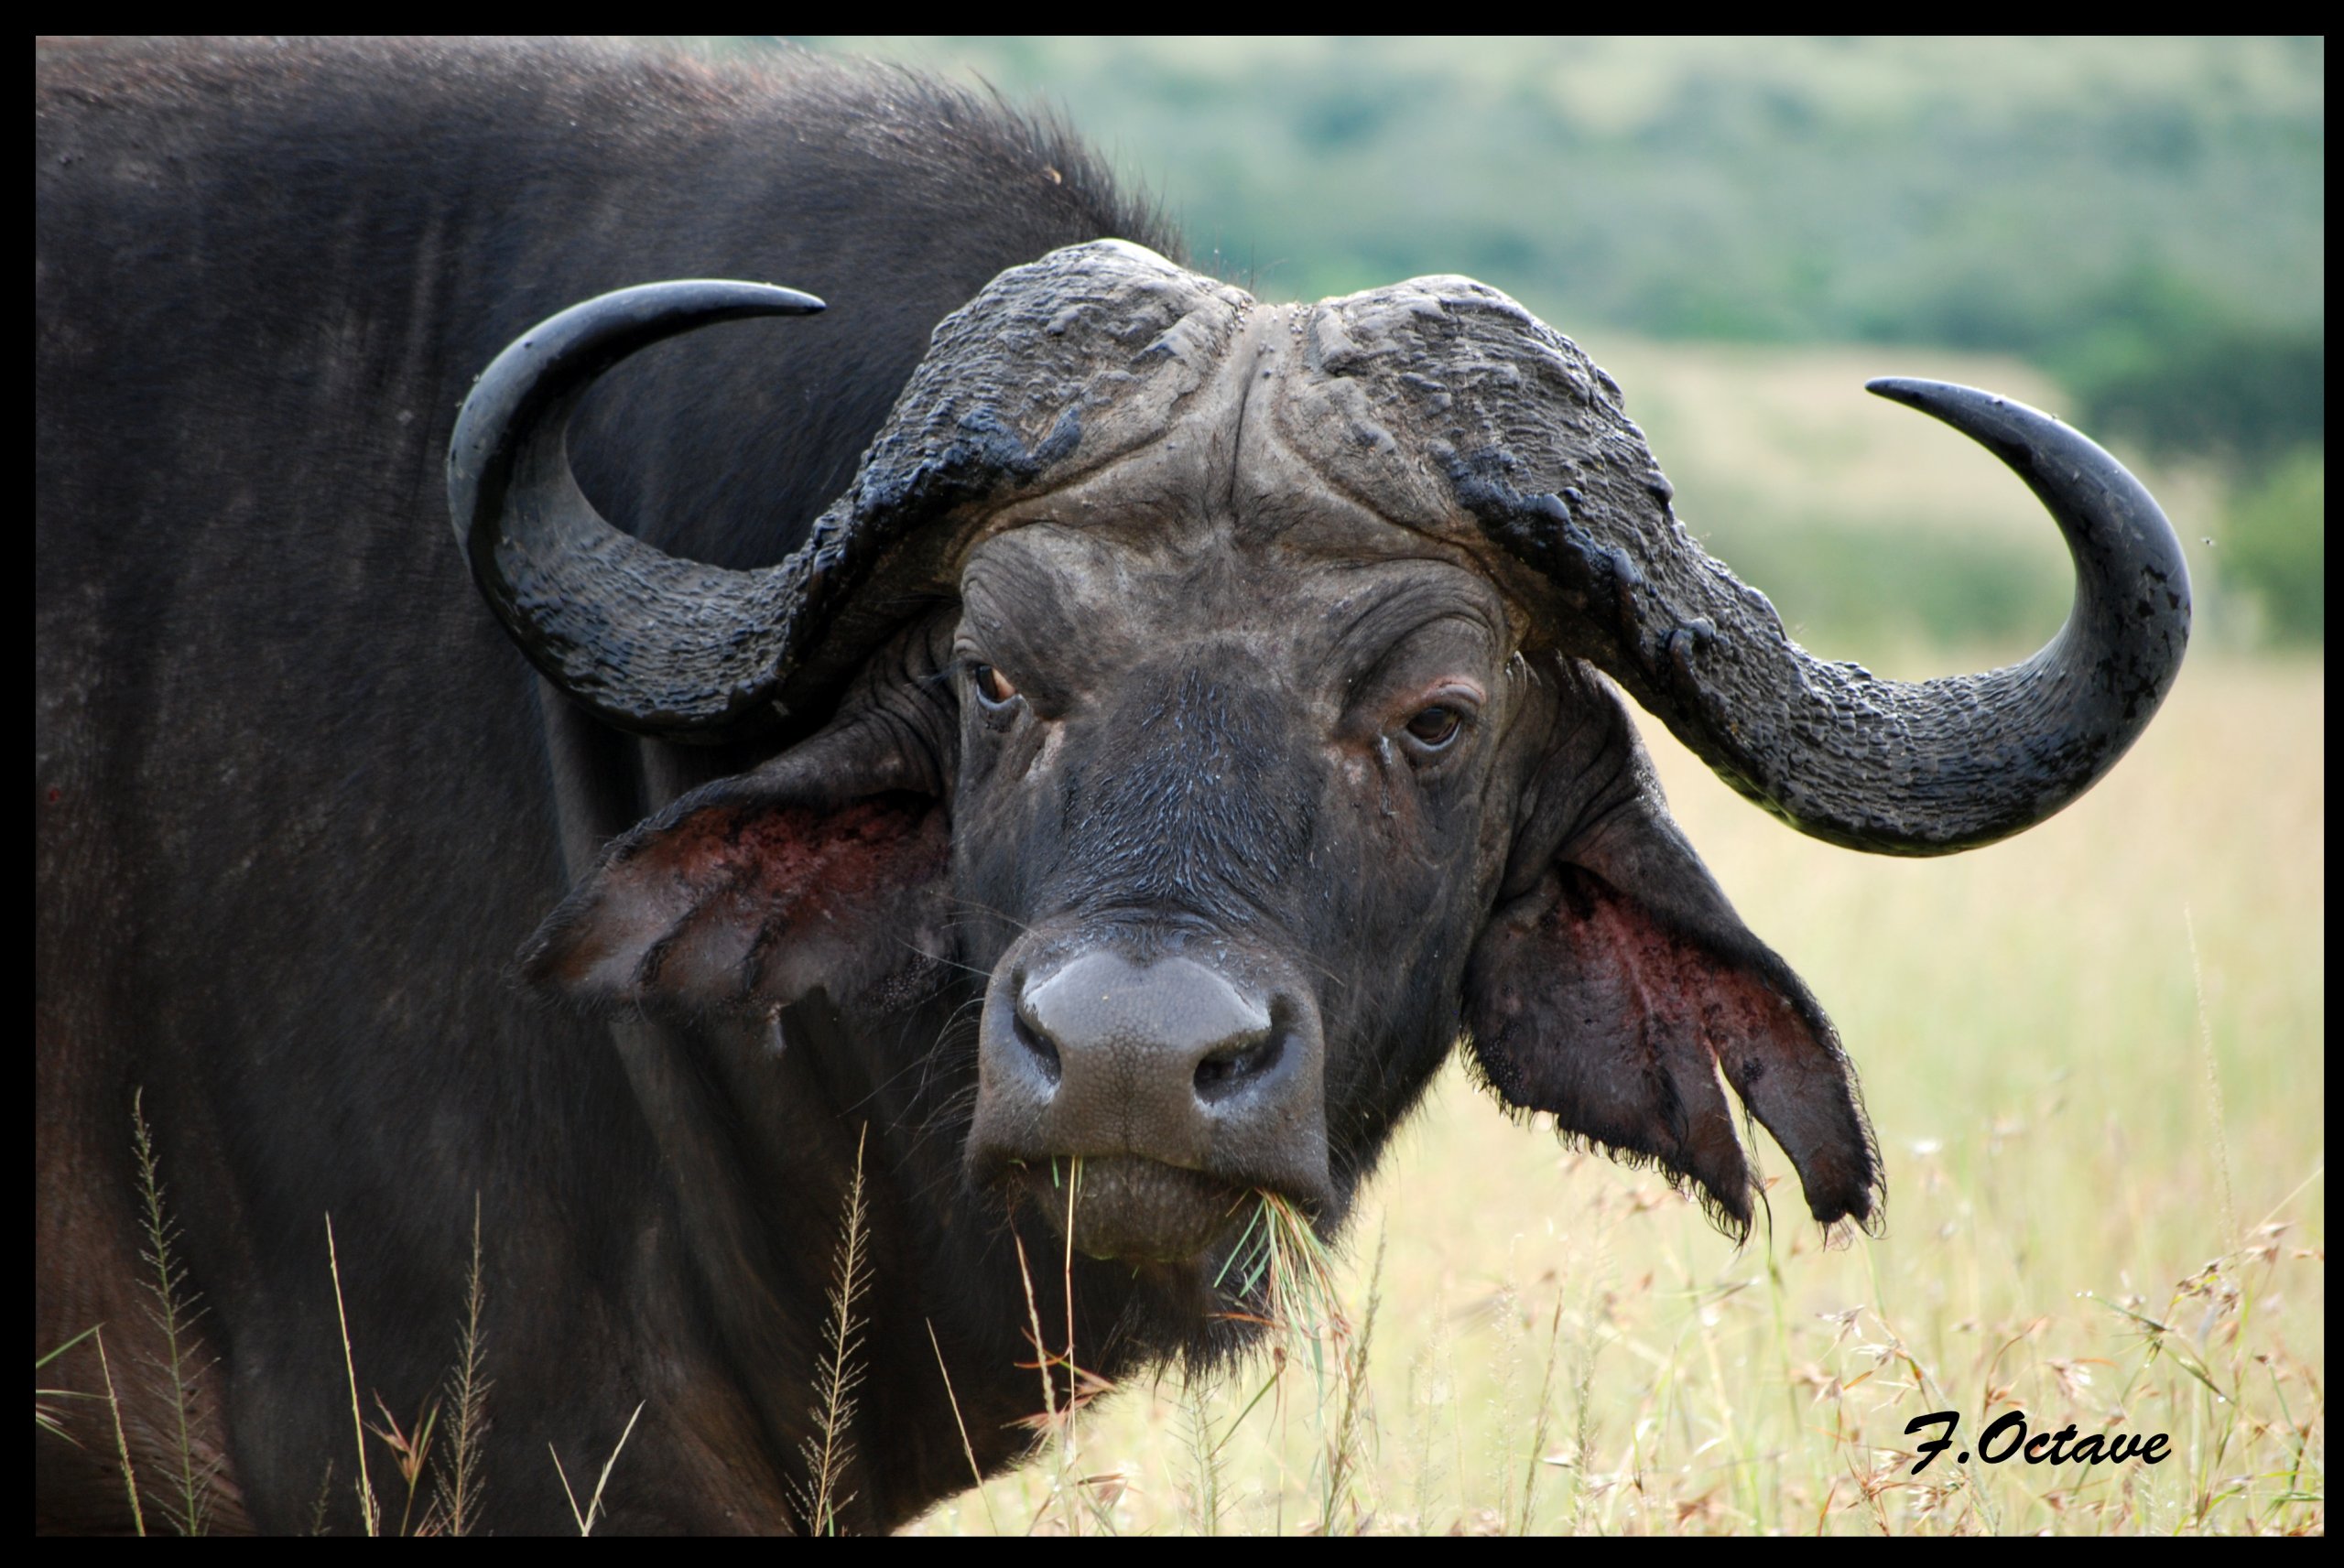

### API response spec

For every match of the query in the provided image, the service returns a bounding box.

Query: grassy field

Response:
[909,652,2325,1535]
[47,310,2316,1531]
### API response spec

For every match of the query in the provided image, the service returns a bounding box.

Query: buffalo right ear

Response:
[523,713,952,1016]
[1462,676,1882,1238]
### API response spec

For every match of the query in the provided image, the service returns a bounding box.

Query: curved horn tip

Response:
[1866,374,1963,404]
[590,277,827,317]
[1861,377,2111,470]
[449,278,825,538]
[447,278,830,740]
[494,279,826,376]
[1864,375,2026,423]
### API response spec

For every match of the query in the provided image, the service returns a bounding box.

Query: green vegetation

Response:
[2220,447,2326,643]
[779,38,2318,362]
[760,36,2321,647]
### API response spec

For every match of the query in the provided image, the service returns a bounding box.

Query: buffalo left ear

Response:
[523,713,952,1016]
[1463,687,1881,1237]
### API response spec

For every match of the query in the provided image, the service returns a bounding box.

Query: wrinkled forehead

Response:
[956,530,1523,693]
[954,303,1538,639]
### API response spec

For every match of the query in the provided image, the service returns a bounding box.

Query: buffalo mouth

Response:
[1003,1155,1262,1265]
[967,943,1336,1265]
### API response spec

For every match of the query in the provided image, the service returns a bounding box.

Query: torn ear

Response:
[524,715,952,1016]
[1464,678,1881,1238]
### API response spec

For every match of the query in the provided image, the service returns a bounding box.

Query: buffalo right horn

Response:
[451,246,1243,743]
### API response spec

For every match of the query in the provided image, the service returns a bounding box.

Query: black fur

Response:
[37,38,1176,1534]
[38,38,1878,1536]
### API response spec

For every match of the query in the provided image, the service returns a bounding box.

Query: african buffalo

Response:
[36,38,2187,1534]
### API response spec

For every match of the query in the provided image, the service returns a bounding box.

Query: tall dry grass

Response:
[911,656,2323,1536]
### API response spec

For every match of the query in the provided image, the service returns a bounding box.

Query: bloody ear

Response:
[1464,675,1881,1237]
[524,714,951,1014]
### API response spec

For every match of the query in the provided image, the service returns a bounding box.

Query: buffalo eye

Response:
[1403,705,1464,752]
[971,664,1021,709]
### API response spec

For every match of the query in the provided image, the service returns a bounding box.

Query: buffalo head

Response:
[450,243,2187,1279]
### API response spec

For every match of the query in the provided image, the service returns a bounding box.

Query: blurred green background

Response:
[705,36,2322,654]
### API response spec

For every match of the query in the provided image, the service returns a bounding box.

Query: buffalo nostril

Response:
[1193,1031,1282,1103]
[1010,997,1062,1087]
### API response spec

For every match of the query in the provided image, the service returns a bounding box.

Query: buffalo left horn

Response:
[1591,379,2192,853]
[1439,347,2190,854]
[449,280,823,741]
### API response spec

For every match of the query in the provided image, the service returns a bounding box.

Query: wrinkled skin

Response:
[950,517,1537,1256]
[531,357,1878,1314]
[483,241,2177,1392]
